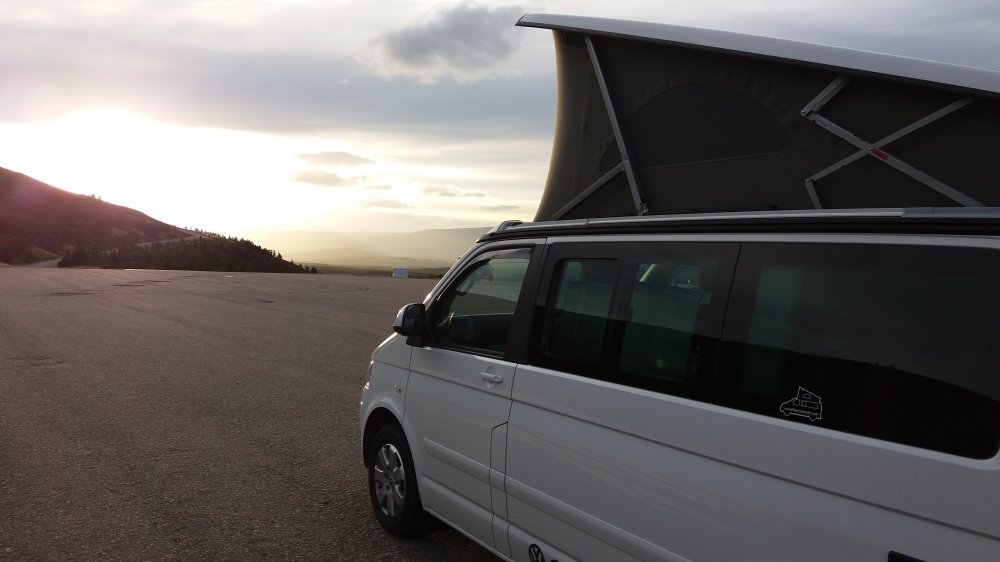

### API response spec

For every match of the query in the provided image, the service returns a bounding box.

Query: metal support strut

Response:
[553,35,648,220]
[585,35,648,217]
[801,76,981,208]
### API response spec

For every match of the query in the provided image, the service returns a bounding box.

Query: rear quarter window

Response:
[718,242,1000,458]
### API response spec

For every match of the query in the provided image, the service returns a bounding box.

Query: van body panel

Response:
[405,347,516,548]
[374,242,538,550]
[494,232,1000,538]
[500,233,999,560]
[359,335,411,432]
[363,224,1000,561]
[506,362,1000,561]
[490,424,512,559]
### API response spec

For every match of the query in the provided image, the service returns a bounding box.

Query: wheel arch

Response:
[363,407,402,468]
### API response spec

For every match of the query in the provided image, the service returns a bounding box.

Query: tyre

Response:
[367,424,422,536]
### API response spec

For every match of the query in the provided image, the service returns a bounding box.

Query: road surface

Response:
[0,268,496,561]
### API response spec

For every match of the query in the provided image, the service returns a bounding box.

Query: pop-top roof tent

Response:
[516,14,1000,221]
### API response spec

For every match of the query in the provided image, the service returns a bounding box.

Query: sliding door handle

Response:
[480,372,503,384]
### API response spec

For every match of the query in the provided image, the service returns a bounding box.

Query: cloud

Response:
[365,184,393,191]
[482,204,519,211]
[0,17,556,141]
[423,185,486,197]
[363,198,412,209]
[297,151,373,166]
[2,0,999,146]
[367,4,524,83]
[292,169,354,187]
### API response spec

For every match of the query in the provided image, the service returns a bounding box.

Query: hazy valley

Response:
[1,166,492,274]
[253,227,491,270]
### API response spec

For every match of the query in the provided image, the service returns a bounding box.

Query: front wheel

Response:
[367,424,422,536]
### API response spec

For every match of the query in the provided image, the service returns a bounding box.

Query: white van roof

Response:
[517,14,1000,97]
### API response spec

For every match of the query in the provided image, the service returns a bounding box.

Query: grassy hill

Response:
[0,167,309,274]
[0,166,499,275]
[59,234,314,273]
[0,167,185,265]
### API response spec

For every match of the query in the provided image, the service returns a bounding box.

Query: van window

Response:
[429,248,532,358]
[535,243,737,399]
[547,259,617,364]
[719,243,1000,458]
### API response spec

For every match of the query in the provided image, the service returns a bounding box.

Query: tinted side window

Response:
[534,243,738,399]
[547,259,617,364]
[719,243,1000,458]
[429,248,532,358]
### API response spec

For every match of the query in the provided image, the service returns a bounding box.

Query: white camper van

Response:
[359,14,1000,562]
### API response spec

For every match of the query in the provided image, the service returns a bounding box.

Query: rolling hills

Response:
[253,227,492,270]
[1,165,495,275]
[0,167,309,273]
[0,167,185,265]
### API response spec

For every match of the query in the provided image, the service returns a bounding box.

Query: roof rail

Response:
[485,220,524,236]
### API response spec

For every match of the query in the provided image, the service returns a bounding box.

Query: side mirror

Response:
[393,303,426,346]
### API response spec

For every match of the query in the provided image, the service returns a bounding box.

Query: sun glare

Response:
[0,106,538,237]
[0,106,326,234]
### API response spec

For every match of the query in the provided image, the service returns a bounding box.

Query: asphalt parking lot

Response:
[0,268,496,561]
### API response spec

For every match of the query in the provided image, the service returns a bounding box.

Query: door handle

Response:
[480,372,503,384]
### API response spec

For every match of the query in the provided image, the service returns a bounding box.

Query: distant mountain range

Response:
[252,227,492,269]
[0,167,186,265]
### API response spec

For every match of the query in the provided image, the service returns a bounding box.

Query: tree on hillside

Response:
[58,235,308,274]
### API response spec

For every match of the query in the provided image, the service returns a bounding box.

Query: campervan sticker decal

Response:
[780,387,823,421]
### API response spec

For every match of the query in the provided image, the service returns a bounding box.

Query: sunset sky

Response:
[2,1,998,241]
